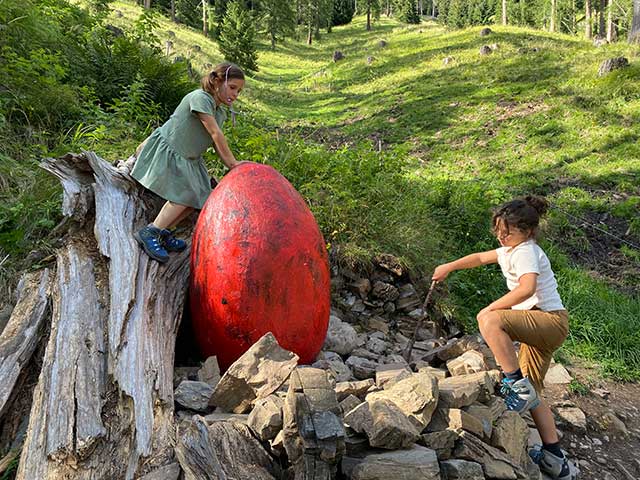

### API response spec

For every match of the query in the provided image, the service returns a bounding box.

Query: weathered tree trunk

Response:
[502,0,507,25]
[550,0,556,32]
[630,0,640,43]
[585,0,592,38]
[144,0,152,8]
[13,152,190,479]
[366,6,371,30]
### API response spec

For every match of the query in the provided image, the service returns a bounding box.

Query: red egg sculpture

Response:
[189,163,330,371]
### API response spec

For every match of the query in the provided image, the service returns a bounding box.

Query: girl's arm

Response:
[198,113,240,169]
[479,272,537,314]
[432,250,498,281]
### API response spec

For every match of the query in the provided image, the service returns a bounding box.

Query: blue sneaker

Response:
[500,377,540,414]
[160,229,187,252]
[134,225,169,263]
[529,445,574,480]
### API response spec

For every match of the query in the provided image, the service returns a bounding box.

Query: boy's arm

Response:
[198,113,240,170]
[432,250,498,281]
[479,273,538,314]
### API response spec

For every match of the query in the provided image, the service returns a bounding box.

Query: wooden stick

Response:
[402,280,437,363]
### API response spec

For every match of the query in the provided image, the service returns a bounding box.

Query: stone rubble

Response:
[171,256,586,479]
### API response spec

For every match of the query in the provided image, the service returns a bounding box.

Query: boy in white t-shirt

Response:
[433,196,574,480]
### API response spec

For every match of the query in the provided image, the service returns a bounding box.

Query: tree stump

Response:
[598,57,629,76]
[11,152,191,479]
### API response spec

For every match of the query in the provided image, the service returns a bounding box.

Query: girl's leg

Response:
[152,201,191,230]
[531,399,559,444]
[477,310,519,372]
[167,206,195,229]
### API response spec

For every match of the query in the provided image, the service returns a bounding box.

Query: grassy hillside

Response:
[6,1,640,378]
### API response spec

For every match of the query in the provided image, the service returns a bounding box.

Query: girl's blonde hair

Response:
[201,63,245,95]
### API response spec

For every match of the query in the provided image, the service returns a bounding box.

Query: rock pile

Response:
[170,324,540,479]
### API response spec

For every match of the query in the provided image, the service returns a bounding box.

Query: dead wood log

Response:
[15,152,190,479]
[175,415,278,480]
[0,269,52,420]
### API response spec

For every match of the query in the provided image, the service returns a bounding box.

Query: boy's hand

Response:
[432,264,452,282]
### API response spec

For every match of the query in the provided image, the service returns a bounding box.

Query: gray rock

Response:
[346,356,378,380]
[324,314,361,355]
[313,351,352,382]
[480,27,492,36]
[344,399,419,449]
[366,336,389,355]
[336,379,376,401]
[283,368,345,479]
[248,395,284,441]
[454,430,525,479]
[544,363,572,384]
[490,411,529,465]
[375,363,412,389]
[203,412,249,424]
[210,332,298,413]
[377,40,388,48]
[174,381,214,412]
[441,459,484,479]
[197,356,221,387]
[439,372,495,408]
[340,394,363,416]
[480,45,492,55]
[367,372,439,430]
[333,50,345,62]
[555,405,587,433]
[447,350,488,376]
[419,430,459,460]
[343,445,440,479]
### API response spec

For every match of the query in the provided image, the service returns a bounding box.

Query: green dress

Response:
[131,89,227,209]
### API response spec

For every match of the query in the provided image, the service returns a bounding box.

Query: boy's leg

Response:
[477,311,519,372]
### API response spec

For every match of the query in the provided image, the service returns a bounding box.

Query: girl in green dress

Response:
[130,62,245,263]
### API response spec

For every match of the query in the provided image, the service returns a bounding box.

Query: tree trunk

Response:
[502,0,507,25]
[202,0,208,36]
[307,17,313,44]
[13,152,190,480]
[630,0,640,43]
[550,0,556,32]
[585,0,592,39]
[606,1,615,42]
[598,0,606,35]
[171,0,176,22]
[144,0,152,8]
[366,5,371,30]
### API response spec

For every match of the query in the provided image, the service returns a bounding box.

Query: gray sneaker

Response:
[529,445,574,480]
[500,377,540,414]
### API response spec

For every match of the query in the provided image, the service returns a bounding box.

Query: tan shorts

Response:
[497,309,569,392]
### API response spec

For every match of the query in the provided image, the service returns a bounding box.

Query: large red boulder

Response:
[189,163,330,371]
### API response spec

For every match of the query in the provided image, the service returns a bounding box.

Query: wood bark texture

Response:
[15,152,191,480]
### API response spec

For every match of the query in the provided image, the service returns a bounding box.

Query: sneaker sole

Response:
[134,232,170,263]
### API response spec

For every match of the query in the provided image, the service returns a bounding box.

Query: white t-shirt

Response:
[496,240,564,311]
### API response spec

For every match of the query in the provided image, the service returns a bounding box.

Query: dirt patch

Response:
[543,365,640,480]
[549,208,640,297]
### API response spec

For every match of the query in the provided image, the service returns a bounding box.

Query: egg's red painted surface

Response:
[189,163,330,371]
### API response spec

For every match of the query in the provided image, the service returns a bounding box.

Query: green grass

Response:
[4,1,640,379]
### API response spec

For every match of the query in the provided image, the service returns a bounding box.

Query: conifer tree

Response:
[218,1,258,71]
[332,0,355,26]
[394,0,420,23]
[262,0,296,48]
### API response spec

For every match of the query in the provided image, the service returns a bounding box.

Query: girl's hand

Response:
[432,264,452,282]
